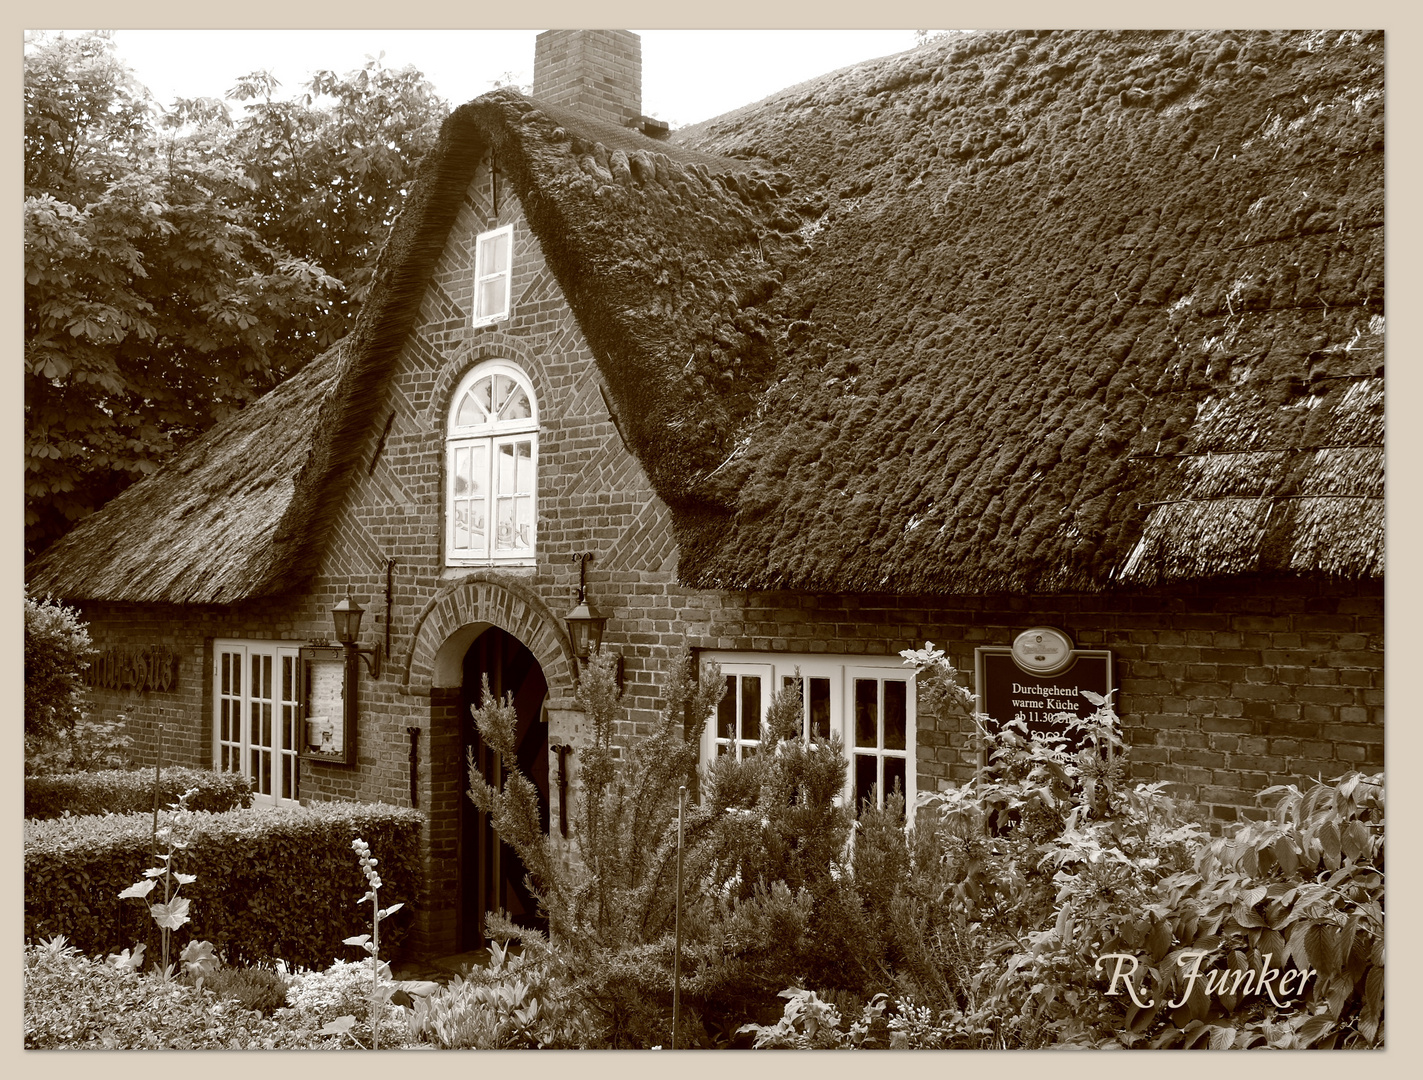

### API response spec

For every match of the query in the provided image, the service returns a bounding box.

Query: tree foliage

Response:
[23,34,448,559]
[225,57,447,341]
[24,593,93,741]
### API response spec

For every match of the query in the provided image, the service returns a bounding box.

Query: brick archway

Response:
[404,573,575,958]
[403,572,576,704]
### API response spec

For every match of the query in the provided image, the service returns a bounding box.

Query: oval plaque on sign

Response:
[1012,626,1074,675]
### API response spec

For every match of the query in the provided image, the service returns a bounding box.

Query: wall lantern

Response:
[332,593,382,678]
[565,552,620,686]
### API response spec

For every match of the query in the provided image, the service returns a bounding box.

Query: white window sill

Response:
[441,563,537,581]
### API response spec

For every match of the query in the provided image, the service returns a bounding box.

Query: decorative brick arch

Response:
[424,332,553,432]
[404,572,576,703]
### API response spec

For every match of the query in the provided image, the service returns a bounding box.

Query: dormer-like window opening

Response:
[473,224,513,326]
[446,359,537,564]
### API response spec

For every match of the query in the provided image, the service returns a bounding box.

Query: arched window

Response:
[446,360,538,564]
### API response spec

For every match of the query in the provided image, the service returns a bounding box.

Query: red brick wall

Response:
[687,577,1383,825]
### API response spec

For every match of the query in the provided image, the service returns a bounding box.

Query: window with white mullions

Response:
[711,666,773,760]
[446,360,538,565]
[850,672,911,814]
[781,673,832,742]
[701,653,917,820]
[473,224,513,326]
[213,641,300,808]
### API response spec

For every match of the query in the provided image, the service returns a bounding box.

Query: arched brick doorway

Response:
[460,626,549,950]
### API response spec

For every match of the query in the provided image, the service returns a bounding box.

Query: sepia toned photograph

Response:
[23,26,1383,1050]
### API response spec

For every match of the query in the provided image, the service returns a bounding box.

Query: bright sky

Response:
[100,29,925,130]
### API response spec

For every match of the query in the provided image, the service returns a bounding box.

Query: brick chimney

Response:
[533,29,668,139]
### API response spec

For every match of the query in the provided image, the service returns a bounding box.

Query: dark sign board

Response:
[975,648,1113,750]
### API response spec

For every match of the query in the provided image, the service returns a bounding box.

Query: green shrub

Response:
[26,713,134,775]
[202,963,290,1016]
[25,766,254,818]
[283,958,407,1048]
[24,593,92,742]
[24,801,424,968]
[24,936,316,1049]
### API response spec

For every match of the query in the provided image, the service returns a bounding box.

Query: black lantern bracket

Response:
[564,553,622,688]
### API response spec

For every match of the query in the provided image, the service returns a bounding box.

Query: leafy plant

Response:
[24,936,313,1049]
[738,987,890,1048]
[283,958,405,1048]
[201,963,289,1016]
[405,935,589,1048]
[118,787,200,978]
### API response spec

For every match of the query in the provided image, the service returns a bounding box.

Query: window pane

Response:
[717,677,736,741]
[809,678,831,741]
[884,680,907,751]
[480,230,510,274]
[515,441,533,493]
[855,679,878,748]
[884,757,907,813]
[498,442,516,492]
[741,676,761,742]
[478,277,506,318]
[514,496,533,550]
[496,496,517,549]
[502,386,532,421]
[456,387,490,428]
[855,754,879,811]
[492,375,513,413]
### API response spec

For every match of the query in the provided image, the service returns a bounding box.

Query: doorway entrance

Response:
[459,626,550,950]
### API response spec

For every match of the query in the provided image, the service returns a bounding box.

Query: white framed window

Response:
[473,224,513,326]
[213,640,301,808]
[699,652,917,815]
[446,359,538,565]
[710,664,773,760]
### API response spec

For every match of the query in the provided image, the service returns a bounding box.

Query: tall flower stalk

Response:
[342,837,403,1049]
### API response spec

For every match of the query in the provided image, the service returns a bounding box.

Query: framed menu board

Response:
[299,645,355,765]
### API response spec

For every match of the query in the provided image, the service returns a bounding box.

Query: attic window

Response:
[446,359,538,565]
[473,224,514,327]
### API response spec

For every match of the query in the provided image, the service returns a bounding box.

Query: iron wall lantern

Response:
[564,552,621,687]
[332,593,382,678]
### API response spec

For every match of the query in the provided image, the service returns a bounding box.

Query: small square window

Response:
[473,225,513,326]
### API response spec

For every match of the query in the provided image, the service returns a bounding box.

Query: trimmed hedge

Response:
[25,801,424,969]
[25,766,254,819]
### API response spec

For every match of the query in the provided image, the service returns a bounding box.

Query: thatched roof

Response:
[28,29,1383,602]
[27,344,344,603]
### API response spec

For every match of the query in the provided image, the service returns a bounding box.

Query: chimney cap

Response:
[628,115,670,141]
